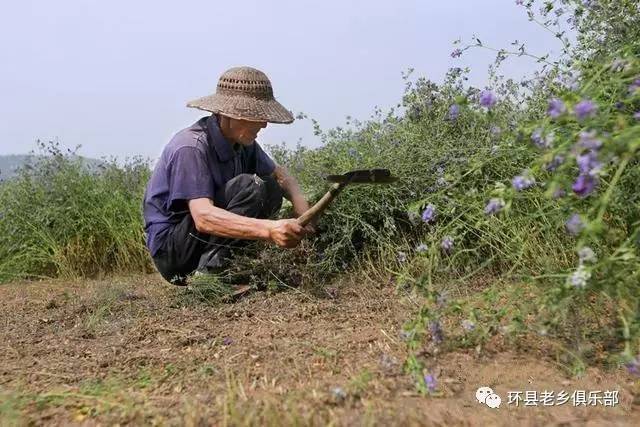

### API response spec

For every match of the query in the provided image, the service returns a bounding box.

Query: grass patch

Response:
[79,282,132,338]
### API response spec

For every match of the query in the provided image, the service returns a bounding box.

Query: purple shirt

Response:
[143,115,276,256]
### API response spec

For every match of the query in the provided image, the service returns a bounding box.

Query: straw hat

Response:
[187,66,294,124]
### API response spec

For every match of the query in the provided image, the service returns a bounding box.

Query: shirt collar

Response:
[206,114,237,162]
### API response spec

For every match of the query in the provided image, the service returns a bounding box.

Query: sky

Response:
[0,0,565,161]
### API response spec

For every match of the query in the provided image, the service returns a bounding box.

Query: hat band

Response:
[217,87,273,100]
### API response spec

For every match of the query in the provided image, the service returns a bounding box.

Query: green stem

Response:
[596,155,631,223]
[470,44,556,67]
[619,307,631,355]
[579,54,621,94]
[529,17,570,51]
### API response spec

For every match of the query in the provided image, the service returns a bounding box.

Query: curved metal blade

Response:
[325,168,398,184]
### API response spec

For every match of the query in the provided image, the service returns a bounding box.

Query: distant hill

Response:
[0,155,37,181]
[0,154,103,181]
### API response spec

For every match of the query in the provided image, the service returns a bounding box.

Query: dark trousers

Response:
[153,173,283,285]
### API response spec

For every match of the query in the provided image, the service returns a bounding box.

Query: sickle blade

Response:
[325,169,398,183]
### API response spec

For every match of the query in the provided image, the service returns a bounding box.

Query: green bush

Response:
[391,0,640,388]
[269,0,640,386]
[0,141,152,281]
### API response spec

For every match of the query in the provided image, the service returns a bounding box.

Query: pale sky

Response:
[0,0,563,160]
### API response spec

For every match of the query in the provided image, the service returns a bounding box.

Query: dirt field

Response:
[1,273,639,426]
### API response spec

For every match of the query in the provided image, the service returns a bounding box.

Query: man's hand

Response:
[269,219,307,248]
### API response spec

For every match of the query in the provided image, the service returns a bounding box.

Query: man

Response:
[143,66,312,285]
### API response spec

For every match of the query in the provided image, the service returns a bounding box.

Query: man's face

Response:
[224,116,267,146]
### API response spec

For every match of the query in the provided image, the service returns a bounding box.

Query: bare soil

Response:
[1,274,638,426]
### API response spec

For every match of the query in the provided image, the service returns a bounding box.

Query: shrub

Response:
[0,141,152,281]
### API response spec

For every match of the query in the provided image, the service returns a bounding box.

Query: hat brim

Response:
[187,94,294,124]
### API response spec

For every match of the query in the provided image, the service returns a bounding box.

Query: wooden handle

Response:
[297,182,346,227]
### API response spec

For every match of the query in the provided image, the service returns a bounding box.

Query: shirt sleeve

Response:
[166,147,214,211]
[254,142,277,176]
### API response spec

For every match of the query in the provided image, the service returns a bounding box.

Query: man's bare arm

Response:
[188,198,305,248]
[272,165,311,217]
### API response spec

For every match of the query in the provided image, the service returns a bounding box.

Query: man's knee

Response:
[225,173,266,204]
[260,175,283,218]
[224,173,282,218]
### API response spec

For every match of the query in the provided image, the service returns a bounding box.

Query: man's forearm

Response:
[189,200,273,240]
[288,191,310,217]
[273,166,310,217]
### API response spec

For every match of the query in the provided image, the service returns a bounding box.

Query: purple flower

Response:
[448,104,460,120]
[516,0,524,5]
[565,214,584,236]
[441,236,454,254]
[629,78,640,95]
[531,128,554,149]
[422,204,437,223]
[548,98,567,118]
[578,247,596,263]
[577,130,602,150]
[552,187,566,199]
[564,73,580,91]
[461,319,476,331]
[451,49,462,58]
[610,59,627,72]
[416,243,428,253]
[576,151,602,176]
[574,100,598,121]
[424,374,437,393]
[626,356,640,376]
[546,155,565,172]
[512,174,535,191]
[614,101,625,110]
[572,174,598,197]
[429,320,444,344]
[484,198,505,215]
[569,264,590,288]
[634,112,640,120]
[531,128,543,146]
[479,90,498,109]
